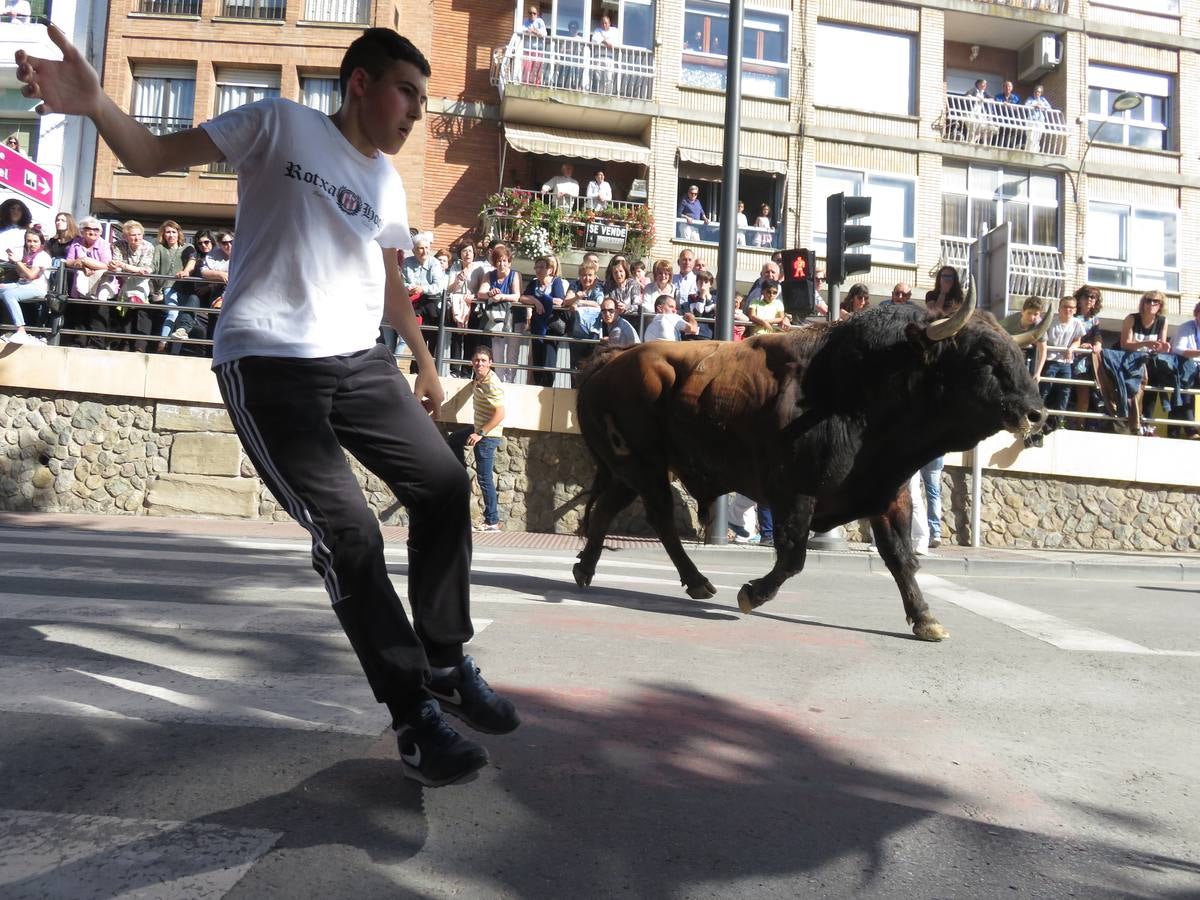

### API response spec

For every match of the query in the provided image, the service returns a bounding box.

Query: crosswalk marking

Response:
[0,808,280,899]
[918,574,1200,657]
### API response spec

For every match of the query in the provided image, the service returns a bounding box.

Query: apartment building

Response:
[93,0,416,231]
[94,0,1198,317]
[0,0,107,226]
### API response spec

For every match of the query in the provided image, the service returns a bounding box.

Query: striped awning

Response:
[504,124,651,165]
[677,146,788,175]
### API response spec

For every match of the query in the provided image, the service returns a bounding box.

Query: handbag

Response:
[481,300,510,332]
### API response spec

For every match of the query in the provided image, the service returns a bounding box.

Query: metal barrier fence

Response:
[4,276,1197,438]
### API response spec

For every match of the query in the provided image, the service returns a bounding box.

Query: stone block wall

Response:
[2,389,1199,552]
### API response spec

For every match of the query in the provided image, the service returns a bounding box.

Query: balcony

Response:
[941,236,1065,301]
[938,94,1069,157]
[132,114,194,136]
[675,219,782,250]
[218,0,285,19]
[490,34,656,135]
[135,0,202,14]
[971,0,1064,11]
[302,0,368,23]
[480,188,654,260]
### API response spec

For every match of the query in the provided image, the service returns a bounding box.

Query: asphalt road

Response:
[0,521,1197,899]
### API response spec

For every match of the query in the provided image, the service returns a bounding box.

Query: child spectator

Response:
[0,228,50,343]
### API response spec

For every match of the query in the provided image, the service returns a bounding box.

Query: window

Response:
[675,171,784,248]
[1087,65,1171,151]
[1086,201,1178,291]
[522,0,654,46]
[815,23,914,116]
[1089,0,1178,14]
[214,67,281,114]
[0,119,37,159]
[131,64,196,135]
[813,166,915,264]
[681,0,789,98]
[303,0,370,23]
[942,163,1059,249]
[300,76,342,114]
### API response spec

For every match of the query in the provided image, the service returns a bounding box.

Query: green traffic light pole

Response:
[705,0,746,547]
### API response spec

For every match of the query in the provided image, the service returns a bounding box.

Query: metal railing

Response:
[135,0,202,14]
[132,114,194,136]
[940,94,1069,156]
[971,0,1064,11]
[675,218,782,250]
[491,33,655,101]
[940,236,1065,301]
[302,0,368,23]
[479,190,654,257]
[219,0,285,19]
[206,160,236,176]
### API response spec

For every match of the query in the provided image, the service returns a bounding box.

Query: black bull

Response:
[572,300,1047,641]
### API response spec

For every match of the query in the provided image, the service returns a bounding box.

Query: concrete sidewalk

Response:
[2,510,1198,582]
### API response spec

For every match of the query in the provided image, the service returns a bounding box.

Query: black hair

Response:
[760,278,780,294]
[340,28,431,95]
[193,229,215,248]
[1,198,32,229]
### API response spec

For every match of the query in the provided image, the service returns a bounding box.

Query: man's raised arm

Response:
[16,23,222,176]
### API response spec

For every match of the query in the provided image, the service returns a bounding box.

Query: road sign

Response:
[0,147,54,208]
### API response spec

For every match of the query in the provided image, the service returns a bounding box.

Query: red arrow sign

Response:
[0,147,54,208]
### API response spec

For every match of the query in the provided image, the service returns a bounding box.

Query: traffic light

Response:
[825,192,872,286]
[779,248,817,319]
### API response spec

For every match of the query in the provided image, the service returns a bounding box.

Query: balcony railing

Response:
[133,114,194,136]
[219,0,285,19]
[972,0,1064,11]
[491,33,655,102]
[942,236,1065,301]
[135,0,201,14]
[480,188,654,258]
[940,94,1069,156]
[303,0,368,23]
[676,218,782,250]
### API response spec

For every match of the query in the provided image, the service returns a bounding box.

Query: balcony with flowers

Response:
[479,189,655,261]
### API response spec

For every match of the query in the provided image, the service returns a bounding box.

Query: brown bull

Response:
[572,289,1047,641]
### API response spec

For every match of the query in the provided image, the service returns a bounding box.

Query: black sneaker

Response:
[396,699,489,787]
[428,655,521,735]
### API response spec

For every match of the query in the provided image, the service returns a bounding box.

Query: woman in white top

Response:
[586,169,613,210]
[0,228,51,344]
[0,197,33,261]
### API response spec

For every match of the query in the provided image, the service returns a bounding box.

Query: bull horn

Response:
[1012,300,1055,348]
[926,276,976,342]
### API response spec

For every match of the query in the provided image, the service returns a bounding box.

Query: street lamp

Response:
[1059,90,1143,205]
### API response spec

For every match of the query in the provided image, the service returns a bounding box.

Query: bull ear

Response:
[1013,300,1054,348]
[905,321,934,360]
[925,277,976,342]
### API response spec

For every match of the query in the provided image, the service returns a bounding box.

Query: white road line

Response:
[0,808,280,900]
[0,655,383,734]
[919,574,1200,657]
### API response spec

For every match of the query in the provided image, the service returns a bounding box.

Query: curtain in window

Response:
[132,77,196,127]
[216,85,281,114]
[301,78,342,114]
[303,0,368,22]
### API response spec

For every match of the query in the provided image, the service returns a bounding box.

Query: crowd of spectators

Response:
[950,77,1057,152]
[0,198,234,355]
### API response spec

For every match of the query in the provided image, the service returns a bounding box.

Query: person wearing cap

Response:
[61,215,113,347]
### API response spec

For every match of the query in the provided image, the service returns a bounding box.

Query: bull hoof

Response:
[685,578,717,600]
[572,563,593,589]
[737,584,765,614]
[912,620,949,642]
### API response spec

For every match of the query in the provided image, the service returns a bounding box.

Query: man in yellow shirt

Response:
[449,346,506,531]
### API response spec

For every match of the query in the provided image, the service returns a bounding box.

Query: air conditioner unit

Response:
[1018,33,1061,83]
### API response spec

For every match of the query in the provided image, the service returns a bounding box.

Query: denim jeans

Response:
[757,505,773,540]
[919,457,944,540]
[448,426,500,525]
[0,282,45,329]
[158,286,181,336]
[1040,359,1073,428]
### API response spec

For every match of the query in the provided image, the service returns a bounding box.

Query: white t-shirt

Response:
[19,249,51,292]
[643,313,690,342]
[200,98,412,365]
[1044,316,1087,362]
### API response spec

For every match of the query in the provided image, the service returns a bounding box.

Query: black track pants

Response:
[215,343,474,713]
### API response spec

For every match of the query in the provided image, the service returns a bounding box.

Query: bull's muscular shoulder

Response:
[638,333,808,421]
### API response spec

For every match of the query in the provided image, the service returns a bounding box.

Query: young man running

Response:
[15,25,519,786]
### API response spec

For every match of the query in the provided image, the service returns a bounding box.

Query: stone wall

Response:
[2,389,1198,552]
